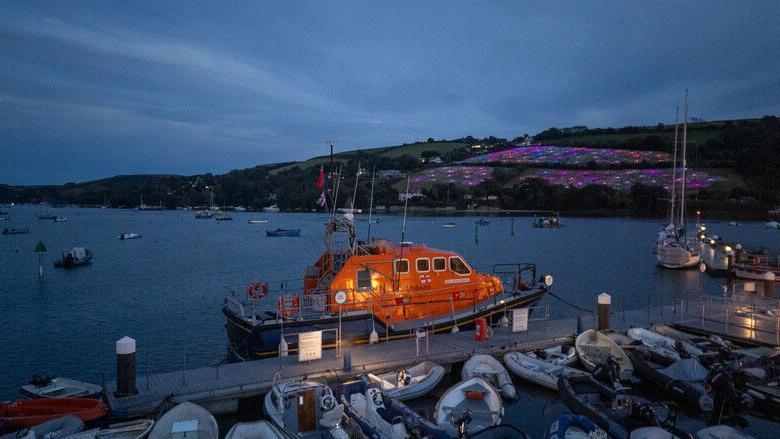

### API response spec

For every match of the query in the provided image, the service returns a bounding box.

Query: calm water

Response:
[2,205,779,436]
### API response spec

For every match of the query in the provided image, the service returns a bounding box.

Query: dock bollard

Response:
[343,349,352,372]
[115,336,137,396]
[597,293,611,330]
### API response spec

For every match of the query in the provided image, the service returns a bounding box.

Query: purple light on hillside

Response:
[409,166,493,188]
[521,168,724,191]
[462,145,670,166]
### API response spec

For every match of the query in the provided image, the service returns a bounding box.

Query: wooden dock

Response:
[106,295,780,418]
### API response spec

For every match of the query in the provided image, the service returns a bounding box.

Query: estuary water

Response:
[1,205,779,436]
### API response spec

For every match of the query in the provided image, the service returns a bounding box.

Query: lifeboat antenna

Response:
[401,176,410,243]
[330,164,343,221]
[367,165,376,242]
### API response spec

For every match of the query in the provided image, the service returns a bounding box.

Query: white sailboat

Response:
[657,90,701,269]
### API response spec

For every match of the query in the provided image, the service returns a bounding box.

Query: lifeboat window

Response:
[416,258,430,272]
[433,257,446,272]
[449,256,471,275]
[356,269,372,290]
[394,259,409,274]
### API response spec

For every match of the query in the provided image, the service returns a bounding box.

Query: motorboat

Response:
[575,330,633,380]
[20,376,102,399]
[66,419,154,439]
[441,222,456,228]
[477,218,490,226]
[527,344,577,366]
[54,216,68,223]
[248,219,268,224]
[2,228,30,235]
[532,214,561,228]
[224,420,283,439]
[54,248,92,268]
[148,402,217,439]
[118,233,142,240]
[434,377,502,438]
[334,380,408,438]
[263,204,281,213]
[266,228,301,237]
[263,379,348,439]
[37,214,57,220]
[544,414,606,439]
[0,398,108,429]
[194,211,213,219]
[461,354,516,400]
[224,217,549,360]
[214,213,233,221]
[503,351,587,391]
[0,415,83,439]
[627,348,713,411]
[358,361,444,401]
[733,252,780,281]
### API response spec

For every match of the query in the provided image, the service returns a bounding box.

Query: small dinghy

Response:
[441,222,456,229]
[20,376,102,399]
[462,354,516,400]
[334,380,409,439]
[503,351,587,391]
[607,331,680,362]
[0,398,108,428]
[544,414,606,439]
[54,248,92,268]
[695,425,756,439]
[118,233,141,240]
[627,348,714,411]
[148,402,217,439]
[434,377,502,438]
[224,420,283,439]
[66,419,154,439]
[0,415,83,439]
[265,228,301,237]
[576,330,633,380]
[54,217,68,223]
[628,327,703,357]
[527,344,577,366]
[358,361,444,401]
[247,219,268,224]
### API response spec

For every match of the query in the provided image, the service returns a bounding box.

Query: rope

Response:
[547,290,594,314]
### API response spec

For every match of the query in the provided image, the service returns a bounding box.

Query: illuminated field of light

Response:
[521,168,725,191]
[462,145,670,166]
[409,166,493,188]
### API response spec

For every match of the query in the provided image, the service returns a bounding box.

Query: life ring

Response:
[321,394,336,411]
[247,281,267,299]
[277,295,300,317]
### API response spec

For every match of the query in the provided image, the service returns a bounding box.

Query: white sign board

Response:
[512,308,529,332]
[298,330,323,362]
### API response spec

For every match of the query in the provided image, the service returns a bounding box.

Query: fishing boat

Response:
[627,348,714,411]
[248,219,268,224]
[527,344,577,366]
[656,93,701,270]
[0,398,108,429]
[544,414,606,439]
[37,214,57,220]
[54,248,92,268]
[265,228,301,237]
[20,376,102,399]
[334,380,409,439]
[263,379,349,439]
[503,351,587,391]
[461,354,516,400]
[434,377,502,438]
[224,421,283,439]
[224,216,550,360]
[263,204,281,213]
[118,233,141,240]
[0,415,83,439]
[358,361,444,401]
[2,228,30,235]
[575,330,633,380]
[66,419,154,439]
[148,402,216,439]
[441,222,456,228]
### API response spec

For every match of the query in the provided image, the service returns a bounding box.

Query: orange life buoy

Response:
[277,295,300,317]
[247,281,267,299]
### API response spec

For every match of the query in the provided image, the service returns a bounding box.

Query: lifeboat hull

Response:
[0,398,108,428]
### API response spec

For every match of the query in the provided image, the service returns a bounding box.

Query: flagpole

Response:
[367,165,376,242]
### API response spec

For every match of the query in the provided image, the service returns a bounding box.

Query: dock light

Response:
[710,239,716,245]
[700,225,706,231]
[700,234,706,239]
[543,274,554,287]
[724,246,733,253]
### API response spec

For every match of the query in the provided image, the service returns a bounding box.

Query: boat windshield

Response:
[449,257,471,275]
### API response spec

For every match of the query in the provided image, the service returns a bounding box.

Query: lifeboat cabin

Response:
[224,218,550,360]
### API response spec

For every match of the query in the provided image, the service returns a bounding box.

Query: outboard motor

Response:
[450,410,472,439]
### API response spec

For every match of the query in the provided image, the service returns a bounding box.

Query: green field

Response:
[544,129,721,147]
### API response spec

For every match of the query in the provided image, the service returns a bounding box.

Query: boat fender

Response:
[321,394,336,411]
[371,392,383,407]
[369,329,379,344]
[278,337,288,357]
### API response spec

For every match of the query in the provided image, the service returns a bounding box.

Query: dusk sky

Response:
[2,1,779,184]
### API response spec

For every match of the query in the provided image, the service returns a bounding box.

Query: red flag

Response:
[316,166,324,190]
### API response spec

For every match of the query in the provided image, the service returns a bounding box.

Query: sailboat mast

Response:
[350,162,361,214]
[679,89,689,231]
[400,176,410,243]
[669,107,679,224]
[367,165,376,242]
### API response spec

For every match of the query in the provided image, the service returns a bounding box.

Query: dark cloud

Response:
[1,1,779,184]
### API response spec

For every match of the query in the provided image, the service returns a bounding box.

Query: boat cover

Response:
[660,358,708,382]
[70,248,87,259]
